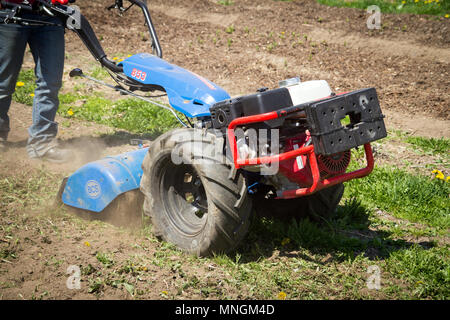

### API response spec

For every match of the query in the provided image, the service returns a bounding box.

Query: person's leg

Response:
[0,24,29,142]
[26,23,65,158]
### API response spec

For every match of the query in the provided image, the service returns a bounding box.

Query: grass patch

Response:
[62,95,181,135]
[217,0,233,5]
[89,66,111,80]
[404,136,450,157]
[316,0,450,16]
[96,252,115,268]
[345,165,450,229]
[219,194,449,299]
[387,245,449,299]
[107,98,181,135]
[12,69,181,136]
[12,69,36,106]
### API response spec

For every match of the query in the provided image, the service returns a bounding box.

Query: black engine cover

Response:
[210,87,293,130]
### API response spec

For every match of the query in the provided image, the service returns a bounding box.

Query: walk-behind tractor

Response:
[1,0,387,256]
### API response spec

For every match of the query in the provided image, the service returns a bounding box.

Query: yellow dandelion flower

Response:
[29,93,35,97]
[278,291,287,300]
[118,59,124,62]
[445,14,449,18]
[402,0,406,4]
[432,170,445,180]
[281,237,291,246]
[16,81,25,87]
[446,176,450,182]
[415,0,419,2]
[127,54,132,57]
[67,108,74,116]
[113,57,119,60]
[84,241,90,247]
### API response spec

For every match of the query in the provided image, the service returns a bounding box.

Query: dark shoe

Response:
[39,146,74,164]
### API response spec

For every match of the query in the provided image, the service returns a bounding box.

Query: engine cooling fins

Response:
[317,151,351,178]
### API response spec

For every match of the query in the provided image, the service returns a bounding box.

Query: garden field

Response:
[0,0,448,300]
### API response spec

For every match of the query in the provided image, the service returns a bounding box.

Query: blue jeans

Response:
[0,14,65,157]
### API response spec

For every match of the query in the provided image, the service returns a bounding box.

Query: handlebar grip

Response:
[0,0,33,11]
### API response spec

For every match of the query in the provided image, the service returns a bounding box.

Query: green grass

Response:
[89,66,111,80]
[387,245,449,299]
[107,98,181,135]
[217,0,234,5]
[12,69,36,105]
[215,197,449,299]
[404,136,450,157]
[225,25,235,34]
[11,69,181,136]
[317,0,450,16]
[62,95,181,135]
[96,252,115,268]
[345,165,450,229]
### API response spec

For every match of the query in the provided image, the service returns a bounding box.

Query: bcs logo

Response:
[85,180,101,199]
[131,68,147,81]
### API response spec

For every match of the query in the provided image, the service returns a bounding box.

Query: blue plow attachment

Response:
[61,148,148,212]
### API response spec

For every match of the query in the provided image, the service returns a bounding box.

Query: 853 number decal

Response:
[131,68,147,81]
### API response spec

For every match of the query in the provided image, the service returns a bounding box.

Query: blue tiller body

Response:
[62,55,230,212]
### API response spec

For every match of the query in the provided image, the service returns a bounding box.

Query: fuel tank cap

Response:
[279,77,301,87]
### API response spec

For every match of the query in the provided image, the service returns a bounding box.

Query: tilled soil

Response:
[69,0,449,124]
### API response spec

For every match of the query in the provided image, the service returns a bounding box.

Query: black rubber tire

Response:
[253,183,345,222]
[140,128,253,256]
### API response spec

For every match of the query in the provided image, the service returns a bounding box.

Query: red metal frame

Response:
[227,111,374,199]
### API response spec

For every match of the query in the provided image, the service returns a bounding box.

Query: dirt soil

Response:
[0,0,449,300]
